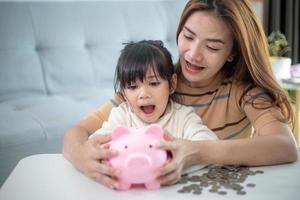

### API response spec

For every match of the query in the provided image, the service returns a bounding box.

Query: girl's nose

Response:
[138,86,151,99]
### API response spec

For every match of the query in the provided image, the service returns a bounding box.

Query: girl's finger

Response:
[163,132,174,141]
[156,159,177,177]
[94,148,118,160]
[91,172,119,189]
[156,141,178,151]
[158,168,181,186]
[91,135,112,147]
[93,162,118,177]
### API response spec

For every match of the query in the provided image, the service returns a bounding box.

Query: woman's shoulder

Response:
[231,80,272,110]
[232,80,269,99]
[171,100,197,114]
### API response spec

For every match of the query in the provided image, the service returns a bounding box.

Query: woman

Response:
[63,0,298,189]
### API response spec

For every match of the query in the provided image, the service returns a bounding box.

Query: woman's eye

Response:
[207,46,220,51]
[183,34,193,40]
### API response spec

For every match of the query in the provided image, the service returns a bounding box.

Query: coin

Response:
[246,183,256,187]
[218,191,227,195]
[178,176,189,184]
[209,188,218,193]
[192,191,202,195]
[255,170,264,174]
[237,190,246,195]
[177,165,263,196]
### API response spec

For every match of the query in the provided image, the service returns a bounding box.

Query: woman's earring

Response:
[227,56,234,62]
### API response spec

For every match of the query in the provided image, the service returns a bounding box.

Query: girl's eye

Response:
[127,85,137,90]
[149,144,153,148]
[150,82,160,86]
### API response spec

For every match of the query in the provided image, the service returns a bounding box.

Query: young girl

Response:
[63,0,298,189]
[90,40,217,143]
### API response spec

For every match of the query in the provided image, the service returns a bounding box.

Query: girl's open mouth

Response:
[141,105,155,115]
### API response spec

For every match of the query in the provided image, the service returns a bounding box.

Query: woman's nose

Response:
[188,43,203,63]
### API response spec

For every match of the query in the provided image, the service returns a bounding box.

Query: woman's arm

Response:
[63,100,113,163]
[63,123,120,189]
[62,101,120,189]
[157,121,298,185]
[203,121,298,166]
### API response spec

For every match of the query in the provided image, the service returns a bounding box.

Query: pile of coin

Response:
[177,165,264,195]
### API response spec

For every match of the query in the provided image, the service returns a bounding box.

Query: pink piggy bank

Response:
[109,124,167,190]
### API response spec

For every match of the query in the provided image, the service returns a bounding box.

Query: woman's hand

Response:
[72,135,119,189]
[156,135,198,186]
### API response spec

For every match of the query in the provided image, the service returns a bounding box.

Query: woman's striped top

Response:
[175,74,284,139]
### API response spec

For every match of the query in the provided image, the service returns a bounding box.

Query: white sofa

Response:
[0,0,187,185]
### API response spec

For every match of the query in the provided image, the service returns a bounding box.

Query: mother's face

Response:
[177,11,234,87]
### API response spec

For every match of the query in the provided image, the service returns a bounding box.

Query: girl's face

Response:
[178,11,234,87]
[123,68,176,123]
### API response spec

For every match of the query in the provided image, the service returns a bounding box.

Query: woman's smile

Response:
[185,60,206,74]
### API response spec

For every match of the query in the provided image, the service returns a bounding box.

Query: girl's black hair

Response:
[114,40,176,97]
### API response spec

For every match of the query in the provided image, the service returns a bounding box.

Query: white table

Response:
[0,154,299,200]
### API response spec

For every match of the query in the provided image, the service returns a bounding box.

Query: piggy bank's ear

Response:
[144,124,164,139]
[111,125,131,140]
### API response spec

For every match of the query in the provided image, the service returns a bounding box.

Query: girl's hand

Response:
[156,134,193,186]
[74,135,119,189]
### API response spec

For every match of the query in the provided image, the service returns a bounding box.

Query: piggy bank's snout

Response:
[125,153,152,170]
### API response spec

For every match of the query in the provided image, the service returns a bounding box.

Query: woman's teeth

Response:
[186,62,205,72]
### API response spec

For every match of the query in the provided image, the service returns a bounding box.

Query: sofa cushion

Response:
[2,88,114,147]
[0,3,46,101]
[0,108,45,148]
[29,2,96,94]
[62,88,115,107]
[38,48,97,94]
[22,99,95,139]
